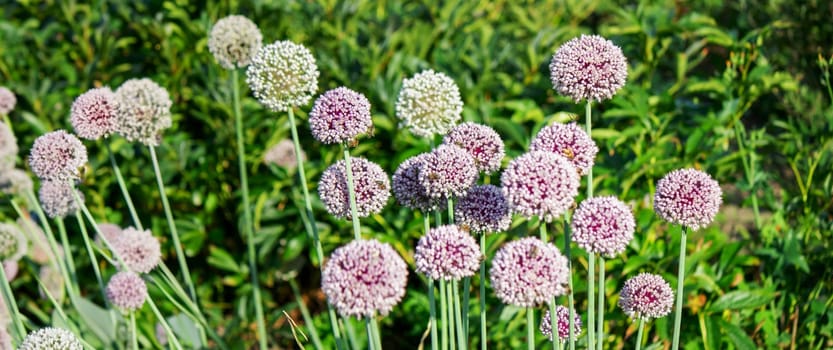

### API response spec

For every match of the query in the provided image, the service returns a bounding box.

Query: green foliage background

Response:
[1,0,832,348]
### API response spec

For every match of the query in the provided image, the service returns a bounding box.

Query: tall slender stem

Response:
[440,280,449,350]
[289,279,323,350]
[453,280,466,350]
[672,226,688,350]
[366,318,375,350]
[549,302,557,350]
[23,191,74,299]
[74,213,107,305]
[371,317,383,350]
[527,308,535,350]
[596,257,605,350]
[584,100,595,350]
[479,234,487,350]
[55,219,79,296]
[635,318,646,350]
[342,146,362,240]
[564,214,576,350]
[343,316,360,350]
[130,312,139,350]
[0,264,25,344]
[147,297,184,350]
[447,198,454,225]
[429,279,439,350]
[446,280,456,350]
[106,140,142,230]
[462,277,470,340]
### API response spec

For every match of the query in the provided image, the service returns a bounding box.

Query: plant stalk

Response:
[527,307,535,350]
[672,226,688,350]
[596,256,605,350]
[480,234,487,350]
[635,318,645,350]
[564,215,575,350]
[343,146,362,240]
[585,100,595,350]
[106,140,142,230]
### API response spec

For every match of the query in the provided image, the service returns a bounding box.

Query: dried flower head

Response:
[28,130,88,181]
[264,139,305,168]
[549,34,628,102]
[571,196,635,258]
[391,153,446,212]
[113,227,162,273]
[309,87,373,144]
[395,70,463,137]
[419,144,478,199]
[106,271,147,312]
[541,305,582,343]
[70,87,119,140]
[246,40,319,112]
[95,223,122,246]
[38,180,83,219]
[454,184,511,234]
[19,328,83,350]
[114,78,172,146]
[0,87,15,115]
[501,151,579,223]
[443,122,505,174]
[322,239,408,318]
[618,273,674,320]
[654,168,722,231]
[208,15,263,69]
[0,222,26,262]
[318,157,390,220]
[490,237,569,307]
[530,122,598,176]
[415,225,482,280]
[0,168,33,196]
[0,123,17,170]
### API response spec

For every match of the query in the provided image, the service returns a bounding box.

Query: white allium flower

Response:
[18,327,83,350]
[395,70,463,137]
[114,78,173,146]
[208,15,263,69]
[246,40,319,112]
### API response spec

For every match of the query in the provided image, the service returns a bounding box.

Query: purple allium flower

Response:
[318,157,390,220]
[106,271,147,312]
[0,222,26,262]
[454,184,511,234]
[0,168,33,196]
[490,237,569,307]
[0,123,17,170]
[112,227,162,273]
[4,260,18,281]
[501,151,579,223]
[246,40,319,112]
[322,239,408,318]
[530,122,598,176]
[618,273,674,320]
[549,34,628,102]
[571,196,635,258]
[70,87,119,140]
[0,87,15,115]
[395,70,463,137]
[18,328,83,350]
[443,122,505,174]
[391,153,446,212]
[38,180,83,219]
[654,168,722,231]
[414,225,482,280]
[115,78,173,146]
[208,15,263,69]
[419,144,478,199]
[309,87,373,144]
[541,305,582,343]
[95,223,122,246]
[264,139,305,168]
[28,130,87,181]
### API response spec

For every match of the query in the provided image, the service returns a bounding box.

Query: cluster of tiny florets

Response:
[530,122,598,176]
[0,222,26,262]
[28,130,88,181]
[263,139,304,169]
[113,227,161,273]
[246,40,319,112]
[95,223,123,246]
[70,87,119,140]
[38,180,83,219]
[0,123,17,170]
[318,157,390,220]
[414,225,482,281]
[106,271,147,312]
[501,151,579,222]
[490,237,569,307]
[115,78,173,146]
[549,34,628,102]
[0,168,33,196]
[395,70,463,137]
[391,154,446,212]
[208,15,262,69]
[418,144,478,199]
[541,305,582,343]
[618,273,674,320]
[18,327,83,350]
[654,168,722,231]
[322,239,408,318]
[309,87,373,144]
[0,87,15,115]
[454,184,511,234]
[571,196,635,258]
[443,122,505,174]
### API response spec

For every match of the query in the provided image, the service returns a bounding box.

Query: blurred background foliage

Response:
[1,0,832,348]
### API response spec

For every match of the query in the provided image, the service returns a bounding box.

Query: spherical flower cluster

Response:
[113,227,161,273]
[501,151,579,223]
[549,34,628,102]
[0,123,17,170]
[318,157,390,220]
[18,328,83,350]
[541,305,582,343]
[530,122,598,176]
[0,87,15,115]
[322,239,408,318]
[0,222,26,262]
[454,185,511,234]
[571,196,635,258]
[654,168,722,231]
[309,87,373,144]
[70,87,119,140]
[28,130,87,181]
[39,265,64,302]
[391,154,445,212]
[96,223,122,246]
[115,78,173,146]
[419,144,478,199]
[490,237,569,307]
[443,122,505,174]
[106,271,148,312]
[395,70,463,137]
[208,15,262,69]
[38,180,83,219]
[618,273,674,320]
[264,139,305,168]
[246,40,319,112]
[414,225,482,280]
[0,168,33,196]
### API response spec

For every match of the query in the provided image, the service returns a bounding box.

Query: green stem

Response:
[342,146,362,240]
[635,318,645,350]
[596,256,605,350]
[585,100,595,350]
[74,213,107,306]
[290,279,323,350]
[21,191,75,300]
[564,215,575,350]
[446,279,456,350]
[130,312,139,350]
[527,308,535,350]
[371,317,383,350]
[462,277,471,341]
[480,234,487,350]
[147,297,184,350]
[672,226,688,350]
[429,279,439,350]
[55,218,79,296]
[539,219,548,241]
[106,140,142,230]
[440,280,449,350]
[549,302,557,350]
[366,318,375,350]
[0,264,26,344]
[453,280,466,350]
[732,122,761,228]
[447,198,454,225]
[343,316,360,350]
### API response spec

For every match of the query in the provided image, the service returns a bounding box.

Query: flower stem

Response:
[635,318,645,350]
[366,318,375,350]
[479,234,487,350]
[584,100,595,350]
[55,218,79,296]
[549,301,557,350]
[564,214,576,350]
[453,279,466,350]
[130,312,139,350]
[446,279,456,350]
[342,146,362,240]
[106,140,142,230]
[596,256,605,350]
[147,296,184,350]
[22,190,75,299]
[447,198,454,225]
[371,317,383,350]
[440,280,449,350]
[462,277,470,341]
[429,279,439,350]
[0,263,25,344]
[74,212,107,306]
[527,307,535,350]
[672,226,688,350]
[343,316,360,350]
[289,279,323,350]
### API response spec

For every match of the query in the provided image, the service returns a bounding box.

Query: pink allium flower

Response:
[618,273,674,320]
[106,271,147,312]
[501,151,579,223]
[28,130,88,181]
[322,239,408,318]
[208,15,262,69]
[530,122,598,176]
[419,144,478,199]
[18,328,82,350]
[112,227,161,273]
[114,78,172,146]
[38,180,83,219]
[392,153,446,212]
[70,87,119,140]
[309,87,373,144]
[571,196,635,258]
[95,223,122,246]
[541,305,582,343]
[395,70,463,137]
[38,265,65,302]
[0,87,15,115]
[443,122,505,174]
[654,168,722,231]
[318,157,390,220]
[549,34,628,102]
[264,139,305,169]
[414,225,482,281]
[490,237,569,307]
[0,123,17,170]
[3,260,18,281]
[0,168,33,196]
[454,184,511,234]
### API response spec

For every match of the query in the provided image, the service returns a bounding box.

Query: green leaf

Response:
[75,297,116,344]
[168,314,205,348]
[720,319,757,350]
[708,289,775,312]
[207,246,242,273]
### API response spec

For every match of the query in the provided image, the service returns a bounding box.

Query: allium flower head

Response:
[454,184,511,234]
[115,78,173,146]
[106,271,147,312]
[0,87,15,115]
[18,218,50,264]
[70,87,119,140]
[391,154,446,212]
[113,227,161,273]
[571,196,635,258]
[28,130,87,181]
[395,70,463,137]
[0,222,26,262]
[0,123,16,170]
[654,168,722,231]
[246,40,319,112]
[618,273,674,320]
[208,15,263,69]
[419,144,478,199]
[490,237,569,307]
[318,157,390,220]
[530,122,598,176]
[322,239,408,318]
[550,35,628,102]
[443,122,505,174]
[4,260,18,281]
[501,151,579,223]
[18,328,83,350]
[264,139,304,168]
[0,168,33,196]
[541,305,582,343]
[39,265,65,302]
[95,223,122,246]
[38,180,83,219]
[309,87,373,144]
[414,225,482,280]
